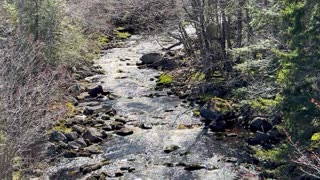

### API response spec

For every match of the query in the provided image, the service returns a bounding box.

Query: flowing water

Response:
[47,34,241,180]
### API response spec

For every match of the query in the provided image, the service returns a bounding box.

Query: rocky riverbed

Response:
[45,33,260,180]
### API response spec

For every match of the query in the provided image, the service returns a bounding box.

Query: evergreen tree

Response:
[278,0,320,140]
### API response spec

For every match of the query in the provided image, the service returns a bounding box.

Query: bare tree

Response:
[0,9,68,179]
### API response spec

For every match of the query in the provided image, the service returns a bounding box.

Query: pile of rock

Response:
[48,85,134,159]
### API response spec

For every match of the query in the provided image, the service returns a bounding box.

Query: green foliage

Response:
[2,1,18,23]
[250,97,281,111]
[158,73,173,84]
[255,143,289,163]
[277,0,320,140]
[53,17,93,65]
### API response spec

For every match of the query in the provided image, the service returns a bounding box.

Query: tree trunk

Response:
[236,0,244,48]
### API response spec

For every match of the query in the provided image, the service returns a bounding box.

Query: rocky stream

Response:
[45,33,261,180]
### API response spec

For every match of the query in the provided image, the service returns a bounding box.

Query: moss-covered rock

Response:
[209,97,234,116]
[157,73,173,84]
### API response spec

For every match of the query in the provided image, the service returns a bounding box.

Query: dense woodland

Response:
[0,0,320,179]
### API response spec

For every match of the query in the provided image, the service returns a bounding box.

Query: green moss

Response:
[250,96,282,111]
[193,109,200,117]
[66,102,76,116]
[200,94,215,101]
[51,120,72,133]
[210,97,233,115]
[311,132,320,141]
[116,27,126,31]
[98,35,109,46]
[158,73,173,84]
[255,143,289,162]
[191,72,206,81]
[115,31,131,39]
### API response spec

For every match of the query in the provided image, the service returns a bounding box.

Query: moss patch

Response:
[191,72,206,81]
[158,73,173,84]
[51,120,72,133]
[210,97,233,115]
[115,29,131,39]
[66,102,76,117]
[193,109,200,117]
[98,35,109,46]
[250,96,282,112]
[255,143,288,163]
[178,124,187,129]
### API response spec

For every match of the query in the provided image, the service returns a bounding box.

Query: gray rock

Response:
[83,107,94,115]
[72,125,85,134]
[83,128,103,143]
[225,157,238,163]
[75,138,87,147]
[64,132,79,141]
[49,131,67,142]
[101,115,111,120]
[164,145,180,153]
[63,150,77,158]
[200,108,220,124]
[115,128,133,136]
[115,118,127,124]
[267,128,282,143]
[102,125,113,131]
[183,163,206,171]
[208,120,226,132]
[110,121,124,130]
[68,141,83,149]
[248,131,270,145]
[84,144,104,154]
[44,142,56,156]
[68,84,80,94]
[250,117,272,133]
[140,123,152,129]
[58,141,69,149]
[140,53,162,64]
[88,85,103,97]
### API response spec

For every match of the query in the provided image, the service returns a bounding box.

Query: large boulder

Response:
[148,58,177,70]
[140,53,162,65]
[200,108,220,125]
[83,107,94,115]
[72,125,85,134]
[208,120,226,132]
[49,131,67,142]
[200,97,233,124]
[115,128,133,136]
[250,117,273,133]
[82,128,103,143]
[84,144,104,154]
[64,132,79,141]
[88,85,103,97]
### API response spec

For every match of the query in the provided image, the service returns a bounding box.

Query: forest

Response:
[0,0,320,179]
